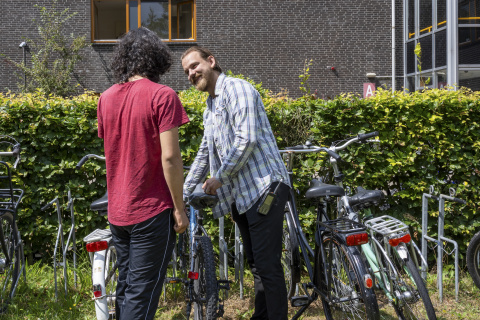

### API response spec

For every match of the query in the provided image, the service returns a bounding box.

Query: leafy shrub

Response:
[1,81,479,267]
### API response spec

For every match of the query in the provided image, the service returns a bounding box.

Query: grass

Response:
[1,258,480,319]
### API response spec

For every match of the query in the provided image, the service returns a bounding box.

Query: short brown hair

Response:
[181,46,222,73]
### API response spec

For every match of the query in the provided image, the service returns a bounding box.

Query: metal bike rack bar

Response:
[42,193,77,300]
[218,218,244,298]
[421,186,464,302]
[234,223,244,299]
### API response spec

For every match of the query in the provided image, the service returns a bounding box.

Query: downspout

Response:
[392,0,396,92]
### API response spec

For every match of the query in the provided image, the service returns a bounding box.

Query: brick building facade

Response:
[1,0,403,98]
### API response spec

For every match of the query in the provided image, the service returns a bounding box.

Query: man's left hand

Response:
[202,177,222,195]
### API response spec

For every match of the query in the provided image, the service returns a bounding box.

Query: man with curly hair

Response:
[182,47,291,320]
[97,27,189,320]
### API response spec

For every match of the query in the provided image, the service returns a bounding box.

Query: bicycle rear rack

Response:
[363,215,410,238]
[318,217,367,234]
[84,228,112,243]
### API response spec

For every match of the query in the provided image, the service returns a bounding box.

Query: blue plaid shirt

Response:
[184,73,289,218]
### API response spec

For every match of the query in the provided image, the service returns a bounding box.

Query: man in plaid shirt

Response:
[182,46,291,320]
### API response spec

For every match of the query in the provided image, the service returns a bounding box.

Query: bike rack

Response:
[41,190,77,300]
[421,186,464,302]
[218,218,244,299]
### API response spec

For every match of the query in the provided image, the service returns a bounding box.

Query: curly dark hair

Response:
[111,27,172,83]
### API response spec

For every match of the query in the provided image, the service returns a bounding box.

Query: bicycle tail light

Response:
[364,274,374,289]
[188,271,199,280]
[346,233,369,246]
[93,284,103,298]
[86,240,109,252]
[388,233,411,247]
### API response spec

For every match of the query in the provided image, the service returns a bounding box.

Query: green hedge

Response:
[1,80,479,266]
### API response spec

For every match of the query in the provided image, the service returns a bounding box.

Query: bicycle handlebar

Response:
[76,154,105,169]
[281,145,342,161]
[358,131,379,142]
[41,197,58,211]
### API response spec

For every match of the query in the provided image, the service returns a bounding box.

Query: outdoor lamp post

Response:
[19,41,28,90]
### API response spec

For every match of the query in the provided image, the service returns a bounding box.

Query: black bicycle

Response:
[0,135,26,313]
[166,173,230,320]
[280,144,380,320]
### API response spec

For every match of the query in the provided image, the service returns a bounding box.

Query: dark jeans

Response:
[232,182,290,320]
[110,209,175,320]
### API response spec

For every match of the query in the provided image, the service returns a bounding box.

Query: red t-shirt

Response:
[97,79,190,226]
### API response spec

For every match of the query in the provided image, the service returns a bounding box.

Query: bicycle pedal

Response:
[217,280,231,290]
[290,295,311,307]
[165,277,184,284]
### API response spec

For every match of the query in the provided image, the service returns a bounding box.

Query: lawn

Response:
[2,259,479,319]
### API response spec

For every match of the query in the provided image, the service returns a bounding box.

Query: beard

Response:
[191,68,212,92]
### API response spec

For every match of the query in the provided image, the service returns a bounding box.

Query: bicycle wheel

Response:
[467,230,480,290]
[316,235,380,320]
[0,212,20,313]
[193,236,218,320]
[104,243,117,319]
[390,244,436,320]
[282,206,301,299]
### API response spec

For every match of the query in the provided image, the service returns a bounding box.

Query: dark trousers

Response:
[232,182,290,320]
[110,209,175,320]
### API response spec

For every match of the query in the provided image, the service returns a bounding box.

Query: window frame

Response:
[90,0,196,43]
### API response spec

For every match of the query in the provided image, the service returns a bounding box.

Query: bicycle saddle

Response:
[90,192,108,211]
[188,183,219,210]
[305,179,345,198]
[347,187,384,209]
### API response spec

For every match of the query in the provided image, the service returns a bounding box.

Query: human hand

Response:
[173,207,189,233]
[202,177,222,195]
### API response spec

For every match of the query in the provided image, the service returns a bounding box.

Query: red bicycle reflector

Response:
[188,271,199,280]
[346,233,369,246]
[93,284,102,298]
[388,233,411,247]
[364,274,373,289]
[86,241,109,252]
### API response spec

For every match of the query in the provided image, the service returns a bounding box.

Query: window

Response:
[91,0,195,42]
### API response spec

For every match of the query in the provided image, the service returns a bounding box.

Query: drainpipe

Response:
[446,0,458,89]
[392,0,396,92]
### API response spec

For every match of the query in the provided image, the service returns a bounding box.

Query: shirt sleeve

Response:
[154,87,190,133]
[214,80,258,185]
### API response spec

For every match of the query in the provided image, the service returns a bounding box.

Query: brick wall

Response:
[0,0,402,98]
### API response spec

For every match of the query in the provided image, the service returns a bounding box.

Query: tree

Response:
[5,0,89,97]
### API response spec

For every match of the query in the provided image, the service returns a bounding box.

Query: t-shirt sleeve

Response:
[154,87,190,133]
[97,95,104,139]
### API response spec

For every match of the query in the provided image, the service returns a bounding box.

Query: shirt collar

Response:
[213,73,226,97]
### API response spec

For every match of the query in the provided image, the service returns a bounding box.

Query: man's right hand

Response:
[173,207,189,233]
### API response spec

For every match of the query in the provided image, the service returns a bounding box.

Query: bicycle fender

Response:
[396,244,409,260]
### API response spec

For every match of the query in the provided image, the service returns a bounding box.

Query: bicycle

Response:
[467,229,480,290]
[76,154,117,320]
[166,178,230,320]
[0,135,26,313]
[283,132,437,319]
[279,144,380,320]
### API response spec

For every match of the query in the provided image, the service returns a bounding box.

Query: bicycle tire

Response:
[388,244,436,320]
[467,230,480,290]
[282,205,301,299]
[316,235,380,320]
[193,236,218,320]
[0,212,20,314]
[104,242,117,319]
